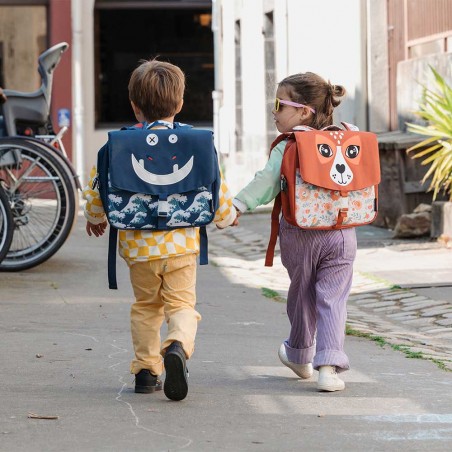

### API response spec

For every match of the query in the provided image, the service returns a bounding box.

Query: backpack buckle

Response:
[158,200,169,217]
[280,175,288,192]
[339,197,349,209]
[336,194,349,226]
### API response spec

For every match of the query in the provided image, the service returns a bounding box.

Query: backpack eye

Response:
[317,144,333,158]
[345,145,360,158]
[168,134,178,144]
[172,156,177,160]
[146,133,158,146]
[147,156,153,161]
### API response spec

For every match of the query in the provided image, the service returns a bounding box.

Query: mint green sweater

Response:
[235,140,286,211]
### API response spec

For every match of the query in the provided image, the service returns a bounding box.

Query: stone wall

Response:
[375,52,452,229]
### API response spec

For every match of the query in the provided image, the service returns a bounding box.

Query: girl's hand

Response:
[86,220,108,237]
[231,208,241,226]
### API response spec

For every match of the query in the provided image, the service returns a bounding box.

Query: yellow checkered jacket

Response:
[82,165,236,263]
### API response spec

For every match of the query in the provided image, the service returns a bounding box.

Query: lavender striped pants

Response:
[279,218,357,373]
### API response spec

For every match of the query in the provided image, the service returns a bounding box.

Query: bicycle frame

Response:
[21,136,81,190]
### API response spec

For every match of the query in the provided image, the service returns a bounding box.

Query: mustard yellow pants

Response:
[128,254,201,376]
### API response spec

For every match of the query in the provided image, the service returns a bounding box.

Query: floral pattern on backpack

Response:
[294,170,377,228]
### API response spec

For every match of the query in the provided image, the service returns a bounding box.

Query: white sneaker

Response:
[317,365,345,392]
[278,343,313,379]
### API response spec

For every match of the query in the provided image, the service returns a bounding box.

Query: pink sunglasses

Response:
[274,98,316,114]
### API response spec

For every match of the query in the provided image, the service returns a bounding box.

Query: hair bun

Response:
[330,83,346,98]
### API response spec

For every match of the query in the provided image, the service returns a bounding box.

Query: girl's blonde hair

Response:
[279,72,346,129]
[128,59,185,122]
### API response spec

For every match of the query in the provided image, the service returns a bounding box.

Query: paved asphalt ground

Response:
[0,210,451,451]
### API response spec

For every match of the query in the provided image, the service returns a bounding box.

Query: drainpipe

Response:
[211,0,222,152]
[71,0,85,185]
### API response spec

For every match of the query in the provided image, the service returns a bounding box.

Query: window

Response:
[263,11,275,149]
[94,2,214,127]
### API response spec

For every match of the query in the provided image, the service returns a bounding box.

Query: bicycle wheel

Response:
[22,137,81,190]
[0,185,14,264]
[0,137,78,271]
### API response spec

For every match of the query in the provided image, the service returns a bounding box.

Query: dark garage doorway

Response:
[94,1,213,128]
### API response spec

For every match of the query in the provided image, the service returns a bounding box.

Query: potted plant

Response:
[406,66,452,201]
[406,66,452,241]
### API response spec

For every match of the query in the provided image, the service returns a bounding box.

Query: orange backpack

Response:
[265,122,380,266]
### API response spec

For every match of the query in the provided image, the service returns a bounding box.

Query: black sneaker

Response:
[164,341,188,401]
[134,369,162,394]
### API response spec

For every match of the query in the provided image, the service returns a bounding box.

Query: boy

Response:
[83,59,237,401]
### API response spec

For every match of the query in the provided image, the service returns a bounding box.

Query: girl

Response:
[233,72,355,392]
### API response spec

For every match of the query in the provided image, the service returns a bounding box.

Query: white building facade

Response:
[211,0,389,194]
[69,0,389,191]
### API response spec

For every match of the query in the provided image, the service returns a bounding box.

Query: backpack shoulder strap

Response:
[265,193,282,267]
[264,136,291,266]
[269,133,290,155]
[199,226,208,265]
[108,226,118,290]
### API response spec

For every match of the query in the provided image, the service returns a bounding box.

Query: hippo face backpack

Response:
[265,122,381,266]
[95,122,220,288]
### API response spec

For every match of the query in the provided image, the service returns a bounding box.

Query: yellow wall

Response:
[0,6,47,91]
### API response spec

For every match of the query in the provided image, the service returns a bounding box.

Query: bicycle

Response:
[0,42,80,271]
[0,184,14,264]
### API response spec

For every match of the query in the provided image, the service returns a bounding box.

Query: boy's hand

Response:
[216,206,241,229]
[86,220,108,237]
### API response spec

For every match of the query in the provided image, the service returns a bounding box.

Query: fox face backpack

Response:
[265,122,381,266]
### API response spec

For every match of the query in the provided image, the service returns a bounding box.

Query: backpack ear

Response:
[340,121,359,131]
[321,125,342,131]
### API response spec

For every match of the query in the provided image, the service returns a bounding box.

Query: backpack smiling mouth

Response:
[131,153,194,185]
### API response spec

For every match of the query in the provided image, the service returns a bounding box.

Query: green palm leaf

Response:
[406,66,452,200]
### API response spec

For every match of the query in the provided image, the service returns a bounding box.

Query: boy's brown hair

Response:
[128,59,185,122]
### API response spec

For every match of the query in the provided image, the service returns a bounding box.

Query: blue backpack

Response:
[95,122,221,289]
